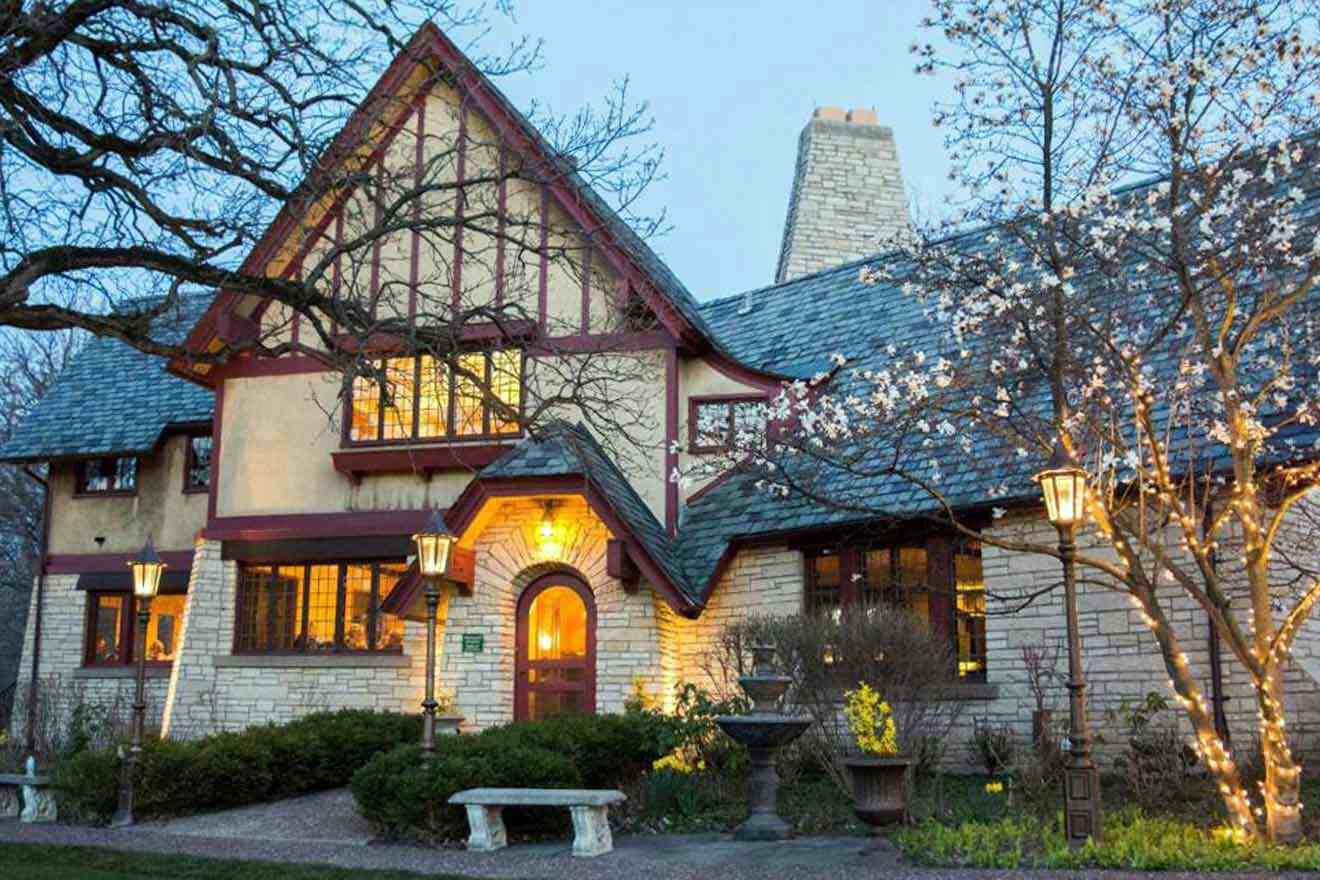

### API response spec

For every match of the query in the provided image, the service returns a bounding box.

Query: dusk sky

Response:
[487,1,955,302]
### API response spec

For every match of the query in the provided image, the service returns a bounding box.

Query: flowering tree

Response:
[691,0,1320,843]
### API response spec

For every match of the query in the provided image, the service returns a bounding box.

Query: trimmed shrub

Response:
[51,709,420,824]
[351,712,671,842]
[352,739,582,841]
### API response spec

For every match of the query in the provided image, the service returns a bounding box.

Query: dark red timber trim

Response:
[452,99,468,314]
[368,154,385,319]
[409,97,426,322]
[331,443,513,483]
[207,380,225,520]
[580,244,591,336]
[704,349,791,392]
[47,551,195,575]
[514,571,597,721]
[538,185,549,332]
[664,347,679,535]
[205,509,434,542]
[208,354,330,381]
[495,144,507,305]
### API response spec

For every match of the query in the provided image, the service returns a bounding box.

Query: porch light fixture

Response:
[536,500,562,558]
[112,539,167,827]
[1034,438,1101,848]
[412,510,456,762]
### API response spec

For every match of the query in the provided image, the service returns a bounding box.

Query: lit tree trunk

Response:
[1259,667,1304,844]
[1142,594,1259,836]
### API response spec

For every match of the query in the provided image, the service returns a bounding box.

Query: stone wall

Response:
[439,496,670,726]
[161,540,429,737]
[12,572,171,741]
[775,107,910,284]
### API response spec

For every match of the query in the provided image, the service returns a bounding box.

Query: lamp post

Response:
[412,510,456,762]
[111,539,166,828]
[1034,439,1101,847]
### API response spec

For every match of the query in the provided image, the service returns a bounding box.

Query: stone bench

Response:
[449,788,625,857]
[0,761,56,824]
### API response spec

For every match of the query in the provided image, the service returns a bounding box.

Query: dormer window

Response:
[348,351,523,444]
[75,457,137,495]
[184,434,212,493]
[688,395,768,454]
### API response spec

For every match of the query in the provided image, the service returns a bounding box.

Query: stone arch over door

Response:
[514,570,597,721]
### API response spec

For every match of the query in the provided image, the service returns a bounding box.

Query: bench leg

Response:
[569,805,614,857]
[464,805,507,852]
[20,785,56,823]
[0,787,18,819]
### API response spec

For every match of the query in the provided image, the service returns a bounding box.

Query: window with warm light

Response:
[349,351,522,443]
[84,592,186,666]
[803,538,988,679]
[235,561,406,653]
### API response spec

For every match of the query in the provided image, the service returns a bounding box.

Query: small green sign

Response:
[461,633,484,654]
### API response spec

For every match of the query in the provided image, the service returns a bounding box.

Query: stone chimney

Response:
[774,107,910,284]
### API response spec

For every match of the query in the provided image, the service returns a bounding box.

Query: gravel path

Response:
[0,795,1309,880]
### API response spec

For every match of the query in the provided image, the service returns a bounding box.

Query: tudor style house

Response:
[6,22,1320,759]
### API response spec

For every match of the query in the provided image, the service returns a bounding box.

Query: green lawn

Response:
[0,844,473,880]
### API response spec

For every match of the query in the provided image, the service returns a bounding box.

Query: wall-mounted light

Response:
[537,500,562,558]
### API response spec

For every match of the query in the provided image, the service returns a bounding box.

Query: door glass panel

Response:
[527,586,587,660]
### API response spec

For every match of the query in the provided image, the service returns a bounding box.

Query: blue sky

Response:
[486,1,955,302]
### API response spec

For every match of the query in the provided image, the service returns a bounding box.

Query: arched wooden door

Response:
[514,572,596,721]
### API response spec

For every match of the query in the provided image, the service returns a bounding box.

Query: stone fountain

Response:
[714,644,811,841]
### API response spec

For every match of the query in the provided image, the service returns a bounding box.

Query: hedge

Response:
[53,709,421,824]
[351,712,672,842]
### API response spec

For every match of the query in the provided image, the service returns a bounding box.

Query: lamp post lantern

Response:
[111,539,165,827]
[1034,439,1101,847]
[412,510,456,762]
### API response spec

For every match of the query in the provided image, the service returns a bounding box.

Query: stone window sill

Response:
[214,654,412,669]
[74,665,172,680]
[937,682,1000,701]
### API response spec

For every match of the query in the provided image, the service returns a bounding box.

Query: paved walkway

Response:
[0,790,1307,880]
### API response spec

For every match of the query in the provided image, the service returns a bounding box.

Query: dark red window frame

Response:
[183,433,212,494]
[687,394,768,454]
[344,350,526,447]
[233,559,407,655]
[514,571,597,722]
[73,457,138,497]
[802,535,987,680]
[83,590,186,668]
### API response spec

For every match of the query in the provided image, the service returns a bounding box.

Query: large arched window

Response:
[514,572,596,721]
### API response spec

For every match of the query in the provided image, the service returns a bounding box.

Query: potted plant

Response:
[842,683,913,828]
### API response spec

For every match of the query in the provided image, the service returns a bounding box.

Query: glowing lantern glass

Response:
[1034,440,1088,529]
[127,539,166,599]
[412,510,456,578]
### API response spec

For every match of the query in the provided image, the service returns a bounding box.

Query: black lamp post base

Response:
[1063,763,1101,846]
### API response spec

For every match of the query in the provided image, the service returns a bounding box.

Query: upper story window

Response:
[348,351,522,444]
[689,395,767,453]
[85,592,186,666]
[75,457,137,495]
[184,434,212,493]
[804,538,987,680]
[234,560,407,654]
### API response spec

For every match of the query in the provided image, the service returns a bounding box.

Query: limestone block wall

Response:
[671,544,804,694]
[162,540,428,737]
[12,573,170,739]
[775,107,910,284]
[976,514,1320,767]
[439,497,670,727]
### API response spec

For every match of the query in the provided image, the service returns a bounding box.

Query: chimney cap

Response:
[813,106,846,122]
[846,108,878,126]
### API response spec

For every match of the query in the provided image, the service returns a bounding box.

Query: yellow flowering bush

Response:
[843,683,899,756]
[985,781,1004,794]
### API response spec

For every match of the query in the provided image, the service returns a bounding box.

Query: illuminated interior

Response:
[524,584,589,720]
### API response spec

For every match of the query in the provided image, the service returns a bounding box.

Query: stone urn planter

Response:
[845,756,913,829]
[437,715,465,736]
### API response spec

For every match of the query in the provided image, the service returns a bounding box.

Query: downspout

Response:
[1203,496,1232,747]
[21,465,51,760]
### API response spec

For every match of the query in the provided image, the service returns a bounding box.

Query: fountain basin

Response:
[713,715,812,748]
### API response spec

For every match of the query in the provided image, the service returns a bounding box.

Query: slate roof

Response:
[481,422,693,604]
[0,295,215,463]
